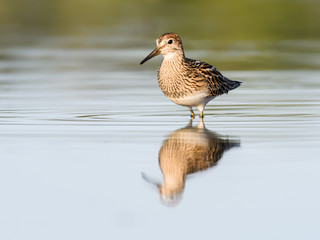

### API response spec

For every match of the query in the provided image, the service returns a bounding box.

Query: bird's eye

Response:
[168,39,173,44]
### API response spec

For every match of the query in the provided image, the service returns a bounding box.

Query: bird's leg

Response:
[186,118,194,128]
[200,111,204,119]
[197,119,205,129]
[197,105,205,120]
[188,107,195,119]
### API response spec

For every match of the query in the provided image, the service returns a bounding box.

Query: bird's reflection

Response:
[142,119,240,206]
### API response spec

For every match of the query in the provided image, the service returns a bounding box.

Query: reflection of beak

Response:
[141,172,160,188]
[140,47,161,65]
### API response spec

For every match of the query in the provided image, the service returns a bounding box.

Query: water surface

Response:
[0,35,319,240]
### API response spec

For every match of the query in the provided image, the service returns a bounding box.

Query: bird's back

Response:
[185,58,241,97]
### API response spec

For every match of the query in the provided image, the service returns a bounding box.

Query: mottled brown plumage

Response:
[140,32,241,118]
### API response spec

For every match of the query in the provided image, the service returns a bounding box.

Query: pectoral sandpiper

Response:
[140,32,241,119]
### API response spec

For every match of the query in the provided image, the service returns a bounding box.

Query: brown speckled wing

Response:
[186,58,241,97]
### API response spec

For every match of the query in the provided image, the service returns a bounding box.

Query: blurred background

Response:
[1,0,320,70]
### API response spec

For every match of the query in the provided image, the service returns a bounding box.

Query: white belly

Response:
[168,92,214,107]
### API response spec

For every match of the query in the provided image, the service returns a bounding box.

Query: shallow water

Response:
[0,35,320,240]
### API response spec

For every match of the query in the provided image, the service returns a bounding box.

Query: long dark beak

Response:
[140,47,161,65]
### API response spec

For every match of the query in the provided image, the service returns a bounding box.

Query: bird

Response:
[142,119,240,206]
[140,32,241,119]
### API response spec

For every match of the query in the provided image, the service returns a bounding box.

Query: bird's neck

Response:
[162,51,185,66]
[162,171,185,193]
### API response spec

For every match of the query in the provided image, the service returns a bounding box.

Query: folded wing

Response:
[186,58,241,96]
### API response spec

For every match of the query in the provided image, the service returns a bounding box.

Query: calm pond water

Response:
[0,34,319,240]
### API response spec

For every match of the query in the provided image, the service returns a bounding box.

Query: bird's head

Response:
[140,32,184,65]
